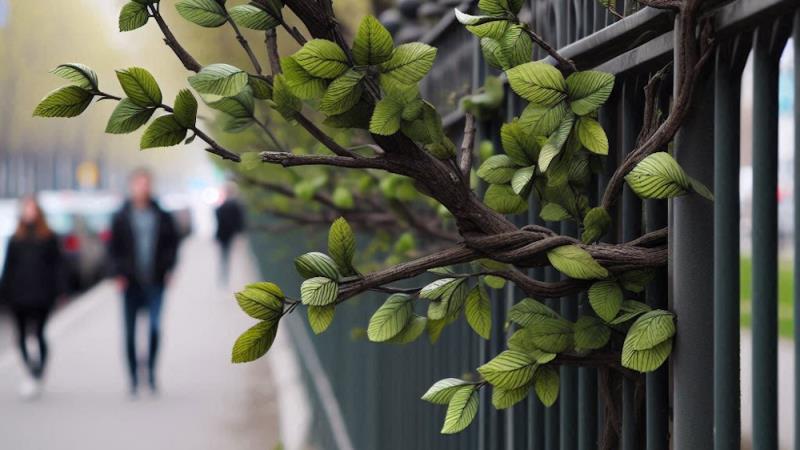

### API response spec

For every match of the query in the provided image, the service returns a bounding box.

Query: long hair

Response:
[13,195,53,240]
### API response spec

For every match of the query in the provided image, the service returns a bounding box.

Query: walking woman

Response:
[0,195,63,399]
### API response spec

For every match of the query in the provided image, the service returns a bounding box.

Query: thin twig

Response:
[149,5,202,73]
[522,28,578,73]
[458,113,476,183]
[226,14,264,75]
[265,29,282,75]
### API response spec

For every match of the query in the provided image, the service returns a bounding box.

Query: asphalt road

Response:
[0,237,282,450]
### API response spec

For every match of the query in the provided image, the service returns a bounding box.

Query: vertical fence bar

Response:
[560,221,579,450]
[713,36,748,450]
[671,21,715,450]
[751,22,781,450]
[795,11,800,450]
[545,255,560,450]
[620,78,643,450]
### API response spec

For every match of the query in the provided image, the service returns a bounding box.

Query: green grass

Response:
[740,257,795,337]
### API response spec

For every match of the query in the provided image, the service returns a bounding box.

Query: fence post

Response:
[670,26,715,450]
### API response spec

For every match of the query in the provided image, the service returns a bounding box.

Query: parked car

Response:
[38,190,122,294]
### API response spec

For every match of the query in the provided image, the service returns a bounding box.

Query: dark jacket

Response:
[110,200,179,288]
[215,199,245,244]
[0,232,64,308]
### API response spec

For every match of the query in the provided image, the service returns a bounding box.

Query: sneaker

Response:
[18,377,39,400]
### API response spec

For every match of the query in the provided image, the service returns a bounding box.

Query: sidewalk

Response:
[0,236,289,450]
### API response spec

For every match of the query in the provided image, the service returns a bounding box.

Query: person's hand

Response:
[115,276,128,291]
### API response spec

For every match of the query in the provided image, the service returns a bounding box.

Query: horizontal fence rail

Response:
[249,1,800,449]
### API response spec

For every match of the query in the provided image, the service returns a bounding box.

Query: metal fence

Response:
[252,0,800,448]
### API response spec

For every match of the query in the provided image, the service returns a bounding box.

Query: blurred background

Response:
[0,0,797,449]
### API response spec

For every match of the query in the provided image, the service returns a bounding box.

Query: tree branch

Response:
[458,113,476,183]
[522,27,578,73]
[149,5,202,73]
[260,151,388,169]
[225,12,264,75]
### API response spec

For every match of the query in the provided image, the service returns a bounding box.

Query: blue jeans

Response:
[123,285,164,390]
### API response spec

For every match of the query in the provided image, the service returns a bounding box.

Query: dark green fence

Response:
[252,1,800,448]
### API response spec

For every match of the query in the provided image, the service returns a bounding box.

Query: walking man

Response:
[215,182,245,285]
[110,168,179,397]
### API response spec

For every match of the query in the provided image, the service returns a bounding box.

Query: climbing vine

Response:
[34,0,714,441]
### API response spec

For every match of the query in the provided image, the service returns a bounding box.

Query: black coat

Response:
[0,233,64,308]
[110,200,179,287]
[215,199,245,244]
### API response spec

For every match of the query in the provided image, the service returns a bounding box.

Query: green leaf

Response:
[483,275,506,289]
[588,280,623,322]
[566,70,615,116]
[441,385,479,434]
[484,184,528,215]
[231,319,279,363]
[400,102,446,146]
[609,300,652,325]
[281,56,328,100]
[478,350,536,389]
[480,37,508,70]
[119,1,149,31]
[479,0,523,14]
[574,316,611,350]
[547,245,609,280]
[519,101,568,136]
[534,366,559,407]
[176,0,228,27]
[319,69,364,116]
[506,62,567,106]
[454,9,489,26]
[508,298,560,327]
[271,74,302,118]
[625,152,691,199]
[538,114,575,171]
[581,207,611,243]
[116,67,162,107]
[492,384,530,409]
[249,76,273,99]
[51,63,98,90]
[539,203,571,221]
[209,87,255,122]
[467,20,510,40]
[328,218,356,275]
[422,278,468,320]
[367,294,414,342]
[623,310,676,351]
[380,43,437,86]
[324,100,372,129]
[507,329,557,363]
[188,64,249,97]
[235,282,284,321]
[33,86,93,118]
[690,176,714,201]
[511,166,535,196]
[500,25,532,69]
[477,154,518,184]
[369,97,403,135]
[294,252,341,280]
[173,89,198,128]
[501,119,539,166]
[465,285,491,340]
[140,115,187,149]
[300,276,339,306]
[229,4,279,31]
[622,338,673,373]
[618,269,655,293]
[576,116,608,155]
[352,15,394,66]
[525,316,574,353]
[105,99,154,134]
[387,315,427,344]
[422,378,472,404]
[308,305,335,334]
[294,39,349,79]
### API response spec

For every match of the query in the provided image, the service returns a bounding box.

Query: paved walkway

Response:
[0,237,288,450]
